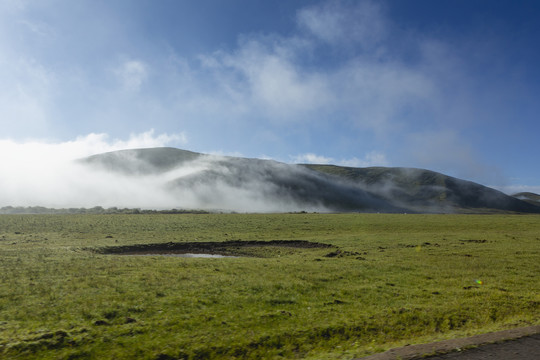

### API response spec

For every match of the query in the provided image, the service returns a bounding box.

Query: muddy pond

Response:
[94,240,335,258]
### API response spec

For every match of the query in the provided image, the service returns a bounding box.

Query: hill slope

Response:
[80,148,403,212]
[302,165,540,214]
[82,147,202,175]
[512,192,540,207]
[80,147,540,214]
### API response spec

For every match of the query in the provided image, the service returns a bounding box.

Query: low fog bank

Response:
[2,139,538,214]
[79,148,401,213]
[361,170,540,213]
[0,158,192,210]
[167,158,401,213]
[0,134,227,211]
[301,164,540,214]
[0,142,391,212]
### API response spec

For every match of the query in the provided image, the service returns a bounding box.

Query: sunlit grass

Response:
[0,214,538,359]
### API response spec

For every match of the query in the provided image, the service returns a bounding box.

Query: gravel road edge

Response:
[357,325,540,360]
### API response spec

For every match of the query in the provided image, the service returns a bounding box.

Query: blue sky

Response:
[1,0,539,194]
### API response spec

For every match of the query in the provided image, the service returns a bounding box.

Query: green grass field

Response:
[0,214,539,359]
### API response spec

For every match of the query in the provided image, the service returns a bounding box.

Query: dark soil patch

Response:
[93,240,335,258]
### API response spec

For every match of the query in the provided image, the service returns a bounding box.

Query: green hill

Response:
[303,165,540,213]
[80,147,540,214]
[512,192,540,206]
[81,147,202,174]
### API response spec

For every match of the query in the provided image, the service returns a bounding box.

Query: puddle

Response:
[124,253,237,258]
[93,240,334,258]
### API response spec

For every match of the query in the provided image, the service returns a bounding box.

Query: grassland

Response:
[0,213,538,359]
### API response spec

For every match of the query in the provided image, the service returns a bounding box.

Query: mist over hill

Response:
[303,165,540,214]
[81,148,402,213]
[77,147,540,214]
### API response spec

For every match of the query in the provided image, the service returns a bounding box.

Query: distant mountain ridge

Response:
[79,147,540,214]
[512,192,540,207]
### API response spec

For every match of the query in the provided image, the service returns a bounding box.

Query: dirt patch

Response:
[94,240,335,258]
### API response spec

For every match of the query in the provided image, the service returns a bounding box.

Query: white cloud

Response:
[0,0,520,190]
[0,0,443,139]
[204,37,331,121]
[183,0,434,135]
[0,129,185,163]
[291,151,388,167]
[0,130,187,208]
[292,153,334,164]
[115,59,148,92]
[297,0,387,49]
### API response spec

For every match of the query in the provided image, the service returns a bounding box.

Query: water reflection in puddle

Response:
[127,253,238,258]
